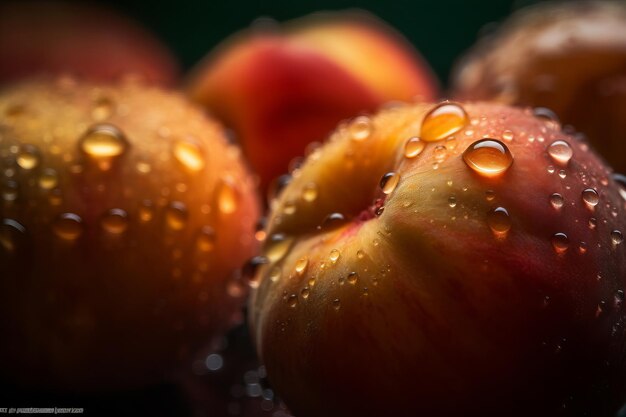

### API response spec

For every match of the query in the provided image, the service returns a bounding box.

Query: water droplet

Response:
[404,137,424,158]
[612,174,626,201]
[558,170,567,179]
[269,266,282,282]
[92,97,113,121]
[301,287,310,299]
[578,241,588,254]
[485,190,496,201]
[329,249,340,263]
[434,145,447,162]
[547,165,555,174]
[136,161,151,174]
[38,168,58,190]
[615,290,624,309]
[582,188,599,209]
[551,233,569,254]
[347,271,359,285]
[421,102,468,142]
[79,124,128,159]
[588,217,597,230]
[17,145,40,170]
[295,257,308,275]
[548,140,573,165]
[196,226,216,252]
[173,139,205,172]
[319,212,346,230]
[380,172,400,195]
[265,233,293,263]
[487,207,511,236]
[302,183,318,202]
[349,116,372,141]
[287,294,298,308]
[101,208,128,234]
[217,176,238,214]
[502,130,514,141]
[550,193,564,210]
[611,230,623,246]
[138,200,154,222]
[332,298,341,310]
[463,139,513,178]
[1,180,18,202]
[53,213,83,240]
[0,218,26,253]
[357,250,365,259]
[533,107,560,125]
[448,196,457,208]
[165,201,188,231]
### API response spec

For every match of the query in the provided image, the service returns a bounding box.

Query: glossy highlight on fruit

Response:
[0,77,260,390]
[186,11,439,192]
[250,101,626,417]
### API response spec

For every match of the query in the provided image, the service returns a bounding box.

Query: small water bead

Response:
[582,188,599,209]
[138,200,154,222]
[547,165,555,174]
[302,183,318,202]
[380,172,400,195]
[217,177,238,214]
[502,130,514,141]
[196,226,216,252]
[332,298,341,310]
[269,266,282,282]
[17,145,41,170]
[589,217,598,230]
[485,190,496,201]
[558,170,567,179]
[329,249,340,263]
[448,196,457,208]
[533,107,560,124]
[0,218,26,253]
[265,233,294,263]
[136,161,151,174]
[295,257,309,275]
[550,193,564,210]
[548,140,573,165]
[101,208,128,234]
[53,213,83,240]
[347,272,359,285]
[79,124,128,159]
[463,139,513,178]
[2,181,19,202]
[578,242,588,254]
[287,294,298,308]
[612,174,626,201]
[173,139,205,172]
[611,230,624,246]
[433,145,447,162]
[615,290,625,309]
[421,102,468,142]
[38,168,58,190]
[404,137,424,158]
[165,201,188,231]
[551,233,569,254]
[487,207,511,236]
[357,250,365,259]
[301,287,310,299]
[91,97,113,121]
[349,116,373,141]
[283,200,297,216]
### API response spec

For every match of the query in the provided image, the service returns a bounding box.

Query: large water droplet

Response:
[551,233,569,254]
[582,188,599,209]
[265,233,293,263]
[79,124,128,159]
[53,213,83,240]
[463,139,513,178]
[173,139,205,172]
[421,102,468,142]
[380,172,400,195]
[550,193,564,210]
[101,208,128,234]
[548,140,573,165]
[404,137,424,158]
[487,207,511,236]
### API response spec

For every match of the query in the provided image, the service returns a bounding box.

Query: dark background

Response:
[100,0,546,86]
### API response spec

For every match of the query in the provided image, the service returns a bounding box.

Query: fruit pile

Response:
[1,1,625,416]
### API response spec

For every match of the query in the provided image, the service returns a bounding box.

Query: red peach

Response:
[0,1,179,86]
[250,102,626,417]
[186,11,439,193]
[0,77,259,390]
[452,0,626,173]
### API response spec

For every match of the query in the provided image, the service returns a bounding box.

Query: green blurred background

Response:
[102,0,546,86]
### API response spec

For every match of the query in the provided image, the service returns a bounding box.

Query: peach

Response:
[0,77,259,390]
[0,1,179,86]
[185,12,439,193]
[250,102,626,417]
[452,1,626,173]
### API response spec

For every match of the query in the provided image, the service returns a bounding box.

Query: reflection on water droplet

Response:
[349,116,372,141]
[404,137,424,158]
[302,183,318,202]
[295,257,308,275]
[329,249,340,263]
[101,208,128,234]
[551,232,569,254]
[582,188,599,209]
[550,193,564,210]
[463,139,513,178]
[347,271,358,285]
[611,230,623,246]
[487,207,511,236]
[80,124,128,159]
[502,130,514,141]
[53,213,83,240]
[547,140,573,165]
[448,196,457,208]
[421,102,468,142]
[380,172,400,195]
[265,234,293,263]
[173,139,205,172]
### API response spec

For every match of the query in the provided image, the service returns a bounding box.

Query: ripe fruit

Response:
[0,77,260,390]
[250,102,626,417]
[0,1,179,86]
[452,0,626,173]
[186,11,439,193]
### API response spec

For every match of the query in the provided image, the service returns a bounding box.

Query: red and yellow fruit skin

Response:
[185,12,439,193]
[250,102,626,417]
[0,78,259,390]
[452,0,626,173]
[0,1,179,86]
